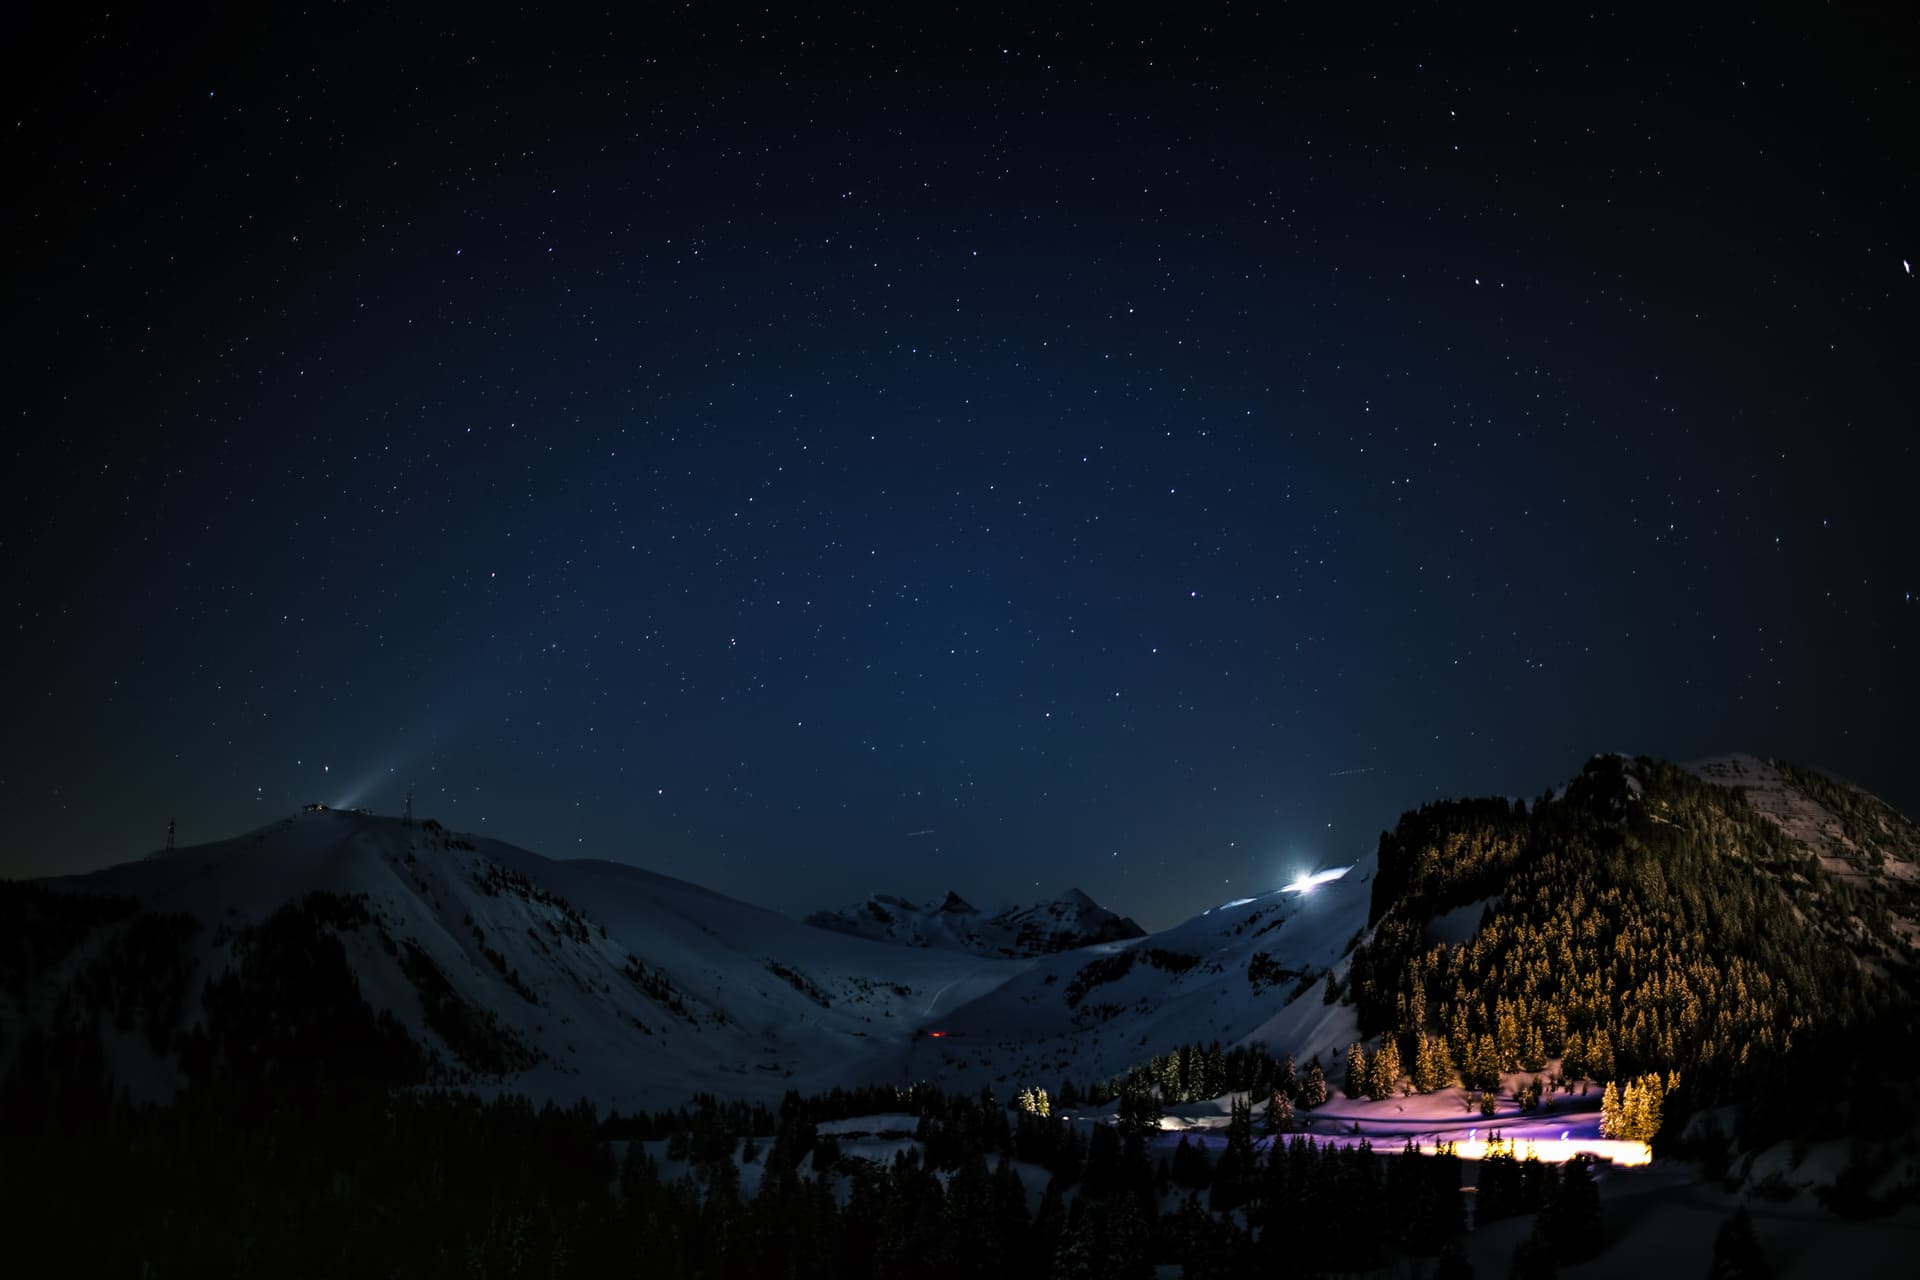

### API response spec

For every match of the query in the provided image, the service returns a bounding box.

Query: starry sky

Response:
[5,6,1915,929]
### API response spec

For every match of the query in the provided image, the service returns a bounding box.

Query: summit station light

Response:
[1283,866,1350,895]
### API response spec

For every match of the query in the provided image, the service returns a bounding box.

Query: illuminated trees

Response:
[1413,1034,1456,1093]
[1262,1088,1293,1136]
[1599,1073,1667,1144]
[1300,1059,1329,1109]
[1367,1038,1402,1100]
[1600,1081,1622,1138]
[1462,1035,1503,1092]
[1338,755,1883,1155]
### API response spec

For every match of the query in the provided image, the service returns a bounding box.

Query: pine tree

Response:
[1509,1227,1557,1279]
[1301,1059,1328,1109]
[1262,1089,1293,1136]
[1542,1157,1603,1262]
[1345,1043,1368,1100]
[1050,1207,1097,1280]
[1612,1071,1667,1144]
[1213,1094,1257,1212]
[1156,1052,1182,1103]
[1561,1029,1586,1083]
[1203,1043,1226,1098]
[1099,1197,1155,1280]
[1030,1178,1068,1274]
[1707,1206,1770,1279]
[1496,1008,1523,1069]
[1450,1006,1473,1063]
[1521,1025,1547,1073]
[1599,1081,1623,1140]
[1476,1148,1517,1227]
[1407,971,1428,1032]
[1115,1077,1162,1142]
[1542,1005,1567,1058]
[1415,1033,1458,1093]
[991,1156,1032,1267]
[1170,1134,1213,1189]
[1278,1053,1299,1101]
[1368,1038,1402,1100]
[1470,1034,1504,1091]
[1588,1027,1614,1082]
[1413,1034,1437,1092]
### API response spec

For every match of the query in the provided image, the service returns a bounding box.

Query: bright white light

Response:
[1283,866,1351,894]
[1416,1136,1650,1167]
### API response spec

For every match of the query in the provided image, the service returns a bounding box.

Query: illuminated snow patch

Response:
[1411,1136,1650,1167]
[1283,866,1350,894]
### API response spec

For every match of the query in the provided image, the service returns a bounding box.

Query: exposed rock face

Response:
[1689,754,1920,955]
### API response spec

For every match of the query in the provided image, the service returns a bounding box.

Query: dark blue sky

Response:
[5,6,1915,928]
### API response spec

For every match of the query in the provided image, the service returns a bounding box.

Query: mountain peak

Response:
[806,886,1144,956]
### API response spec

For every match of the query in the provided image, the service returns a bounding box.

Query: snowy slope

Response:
[1688,754,1920,961]
[899,860,1374,1095]
[805,886,1146,957]
[46,809,1029,1112]
[34,810,1379,1112]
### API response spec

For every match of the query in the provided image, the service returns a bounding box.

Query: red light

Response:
[928,1030,946,1038]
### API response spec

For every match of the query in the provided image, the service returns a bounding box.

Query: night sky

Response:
[5,7,1915,929]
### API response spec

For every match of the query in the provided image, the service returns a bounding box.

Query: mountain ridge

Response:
[8,752,1917,1121]
[17,808,1028,1112]
[804,885,1148,957]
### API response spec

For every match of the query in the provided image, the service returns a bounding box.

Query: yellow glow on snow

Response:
[1417,1136,1651,1167]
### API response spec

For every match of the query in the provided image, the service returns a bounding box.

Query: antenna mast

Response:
[166,818,176,852]
[403,788,414,827]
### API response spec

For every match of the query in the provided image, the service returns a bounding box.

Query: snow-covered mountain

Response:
[25,808,1026,1113]
[805,886,1147,957]
[19,752,1912,1119]
[12,808,1372,1114]
[899,864,1370,1096]
[1687,753,1920,964]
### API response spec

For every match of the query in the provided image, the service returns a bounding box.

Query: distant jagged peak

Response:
[806,885,1144,956]
[989,889,1146,953]
[937,890,977,915]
